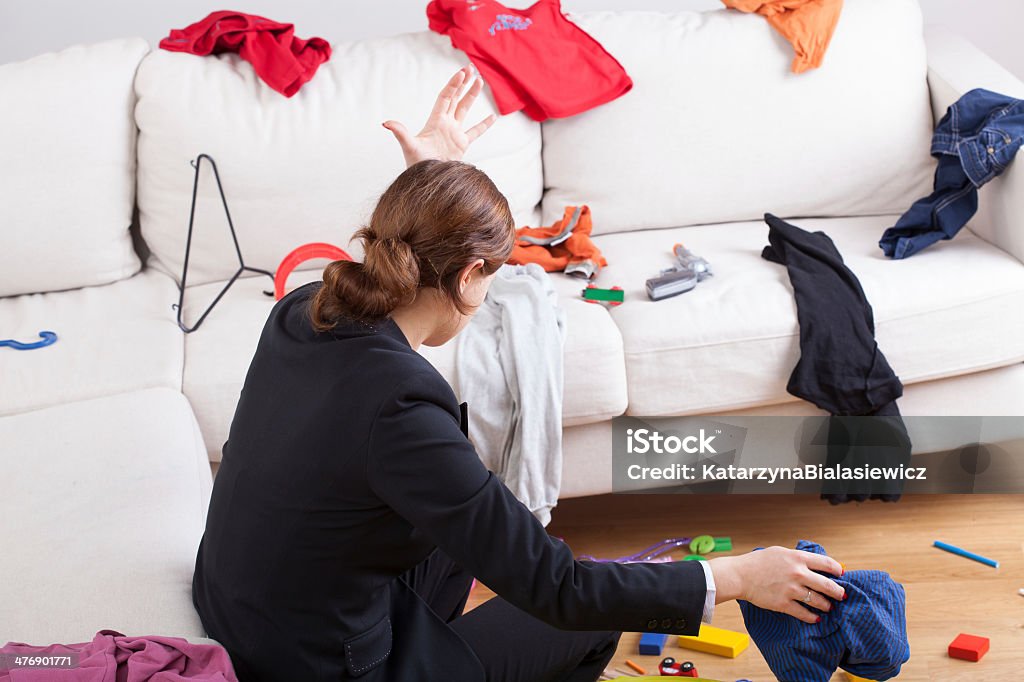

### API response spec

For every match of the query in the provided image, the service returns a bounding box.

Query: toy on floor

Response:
[844,673,876,682]
[274,242,352,300]
[658,657,698,677]
[645,243,713,301]
[625,659,647,674]
[578,536,730,563]
[578,537,690,563]
[678,624,750,658]
[0,330,57,351]
[610,673,705,680]
[933,540,999,568]
[639,632,668,655]
[948,633,989,662]
[582,284,624,306]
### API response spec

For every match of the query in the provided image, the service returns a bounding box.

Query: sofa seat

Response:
[0,388,212,643]
[594,215,1024,416]
[0,269,183,417]
[181,270,628,461]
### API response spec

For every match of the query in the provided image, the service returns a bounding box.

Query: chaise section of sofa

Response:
[0,388,212,643]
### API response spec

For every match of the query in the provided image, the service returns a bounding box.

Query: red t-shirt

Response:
[427,0,633,121]
[160,11,331,97]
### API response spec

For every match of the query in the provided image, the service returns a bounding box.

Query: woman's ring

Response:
[804,590,812,604]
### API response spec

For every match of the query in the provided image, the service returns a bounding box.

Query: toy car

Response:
[658,656,698,677]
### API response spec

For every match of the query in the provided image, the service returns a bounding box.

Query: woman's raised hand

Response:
[383,67,498,168]
[708,546,846,623]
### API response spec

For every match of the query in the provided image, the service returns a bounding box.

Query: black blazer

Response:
[192,282,707,681]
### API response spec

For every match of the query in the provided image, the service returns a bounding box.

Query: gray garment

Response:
[455,263,567,526]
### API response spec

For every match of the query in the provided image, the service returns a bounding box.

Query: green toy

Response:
[581,284,624,305]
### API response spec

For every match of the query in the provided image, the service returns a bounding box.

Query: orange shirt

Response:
[722,0,844,73]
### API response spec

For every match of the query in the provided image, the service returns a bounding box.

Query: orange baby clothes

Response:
[509,205,607,279]
[721,0,844,73]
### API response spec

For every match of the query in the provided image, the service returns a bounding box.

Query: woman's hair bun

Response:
[308,159,515,332]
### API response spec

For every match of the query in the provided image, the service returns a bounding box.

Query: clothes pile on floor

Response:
[740,540,910,682]
[0,630,238,681]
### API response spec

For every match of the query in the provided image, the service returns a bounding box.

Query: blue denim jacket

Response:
[880,88,1024,259]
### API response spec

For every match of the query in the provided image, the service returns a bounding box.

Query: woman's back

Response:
[192,282,450,680]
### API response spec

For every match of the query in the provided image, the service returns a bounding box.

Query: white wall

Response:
[1,0,1022,80]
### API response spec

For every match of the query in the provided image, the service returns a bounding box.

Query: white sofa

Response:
[2,0,1023,643]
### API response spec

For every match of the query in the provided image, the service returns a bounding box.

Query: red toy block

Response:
[948,633,989,662]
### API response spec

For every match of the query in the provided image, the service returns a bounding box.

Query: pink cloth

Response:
[1,630,237,681]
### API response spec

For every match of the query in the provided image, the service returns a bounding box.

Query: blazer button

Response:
[675,618,687,629]
[661,618,673,629]
[646,619,658,630]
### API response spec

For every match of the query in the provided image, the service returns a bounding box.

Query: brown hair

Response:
[308,160,515,331]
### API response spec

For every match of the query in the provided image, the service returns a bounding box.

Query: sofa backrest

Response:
[0,39,149,297]
[540,0,937,235]
[133,32,542,288]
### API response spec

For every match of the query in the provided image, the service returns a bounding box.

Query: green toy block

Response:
[713,537,732,552]
[581,287,624,302]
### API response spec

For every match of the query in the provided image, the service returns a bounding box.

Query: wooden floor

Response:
[465,494,1024,681]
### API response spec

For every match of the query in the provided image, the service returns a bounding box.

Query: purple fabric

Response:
[1,630,237,681]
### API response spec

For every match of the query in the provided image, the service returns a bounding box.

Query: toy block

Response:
[713,537,732,552]
[581,286,624,303]
[845,673,877,682]
[678,624,750,658]
[948,633,989,662]
[638,631,668,655]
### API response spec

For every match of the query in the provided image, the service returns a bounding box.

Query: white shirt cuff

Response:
[698,560,716,624]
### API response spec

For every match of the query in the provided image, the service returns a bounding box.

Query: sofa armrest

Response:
[925,25,1024,264]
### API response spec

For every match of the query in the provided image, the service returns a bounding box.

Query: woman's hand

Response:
[708,547,846,623]
[383,67,498,168]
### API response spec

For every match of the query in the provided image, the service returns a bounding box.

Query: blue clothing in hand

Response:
[880,88,1024,259]
[739,541,910,682]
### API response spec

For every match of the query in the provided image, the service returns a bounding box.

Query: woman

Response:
[192,68,846,682]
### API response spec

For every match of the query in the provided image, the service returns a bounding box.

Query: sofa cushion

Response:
[541,0,935,235]
[596,216,1024,416]
[0,270,183,417]
[134,31,543,288]
[0,39,149,297]
[0,388,212,642]
[180,270,627,461]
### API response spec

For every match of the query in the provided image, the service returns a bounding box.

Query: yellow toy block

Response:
[677,624,750,658]
[845,674,877,682]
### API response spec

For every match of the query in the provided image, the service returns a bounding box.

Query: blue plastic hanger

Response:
[0,331,58,350]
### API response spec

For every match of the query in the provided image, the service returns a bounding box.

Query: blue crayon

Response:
[933,540,999,568]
